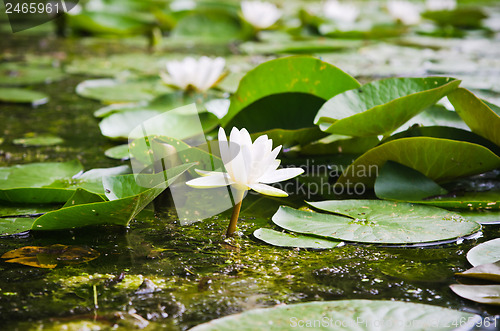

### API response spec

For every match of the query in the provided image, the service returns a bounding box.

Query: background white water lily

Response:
[387,1,421,25]
[425,0,456,11]
[241,1,282,29]
[161,56,226,92]
[187,127,304,199]
[324,0,360,24]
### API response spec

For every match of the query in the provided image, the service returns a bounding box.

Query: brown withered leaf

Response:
[1,244,99,268]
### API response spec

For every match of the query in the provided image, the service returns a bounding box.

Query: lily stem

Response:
[227,190,245,237]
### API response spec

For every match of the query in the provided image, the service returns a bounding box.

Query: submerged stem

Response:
[226,190,245,237]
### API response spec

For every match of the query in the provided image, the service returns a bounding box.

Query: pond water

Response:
[1,1,500,330]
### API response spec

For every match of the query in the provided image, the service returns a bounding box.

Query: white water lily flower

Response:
[161,56,226,92]
[425,0,456,11]
[186,127,304,198]
[387,1,421,25]
[324,0,360,23]
[241,1,282,29]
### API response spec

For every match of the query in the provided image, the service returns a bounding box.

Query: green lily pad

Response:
[0,87,49,105]
[0,63,66,86]
[239,39,363,55]
[76,78,172,103]
[467,238,500,266]
[272,200,480,244]
[191,299,480,330]
[336,137,500,188]
[0,217,37,236]
[68,11,152,35]
[104,144,130,160]
[422,8,487,29]
[450,284,500,306]
[222,56,360,127]
[171,9,245,42]
[0,161,130,203]
[375,161,448,201]
[456,210,500,225]
[315,77,460,137]
[299,135,380,156]
[93,93,213,118]
[13,136,64,147]
[222,56,360,146]
[375,161,500,210]
[30,163,193,231]
[66,53,167,77]
[393,105,469,133]
[456,261,500,282]
[253,228,341,249]
[448,88,500,147]
[99,106,218,141]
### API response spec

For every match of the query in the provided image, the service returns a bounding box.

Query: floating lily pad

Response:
[0,217,37,236]
[422,8,487,29]
[13,136,64,147]
[456,210,500,225]
[315,77,460,136]
[191,299,480,330]
[271,200,480,244]
[222,56,360,146]
[76,78,172,103]
[31,163,193,231]
[448,88,500,147]
[171,9,245,42]
[450,284,500,306]
[467,238,500,266]
[456,261,500,282]
[223,56,360,127]
[1,244,100,268]
[254,228,341,249]
[99,107,218,141]
[0,87,49,105]
[239,39,363,54]
[336,137,500,188]
[66,53,167,77]
[0,63,66,86]
[104,144,130,160]
[375,161,448,201]
[68,11,152,35]
[0,161,130,203]
[299,135,380,155]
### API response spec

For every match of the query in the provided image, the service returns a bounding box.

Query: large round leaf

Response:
[374,161,500,210]
[68,11,152,35]
[76,78,172,103]
[31,163,193,231]
[0,87,49,105]
[336,137,500,188]
[13,136,64,147]
[467,238,500,267]
[253,228,340,249]
[171,9,245,42]
[314,77,460,137]
[448,88,500,147]
[0,63,66,86]
[221,56,360,127]
[0,161,129,203]
[99,109,218,140]
[272,200,481,244]
[191,299,480,331]
[450,285,500,306]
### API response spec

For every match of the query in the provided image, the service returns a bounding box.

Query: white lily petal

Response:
[249,183,288,197]
[186,172,233,188]
[195,169,225,177]
[258,167,305,184]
